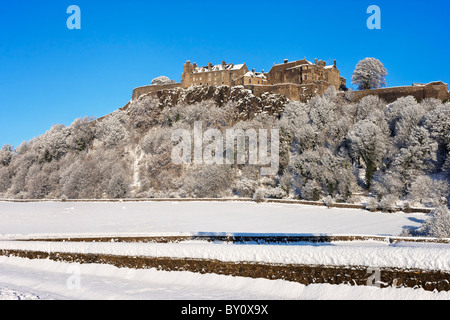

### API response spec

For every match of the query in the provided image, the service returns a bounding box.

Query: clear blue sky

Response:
[1,0,449,148]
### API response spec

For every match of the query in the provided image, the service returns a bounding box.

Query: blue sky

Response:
[1,0,449,147]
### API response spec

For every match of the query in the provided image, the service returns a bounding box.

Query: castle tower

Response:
[181,60,194,88]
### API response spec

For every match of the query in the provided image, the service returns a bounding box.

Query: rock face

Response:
[149,85,289,121]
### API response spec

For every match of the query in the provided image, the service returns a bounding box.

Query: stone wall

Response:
[2,249,449,291]
[351,82,450,103]
[132,83,181,100]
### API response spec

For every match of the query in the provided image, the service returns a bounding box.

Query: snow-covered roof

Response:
[286,63,314,71]
[193,63,245,73]
[243,71,267,79]
[273,59,313,67]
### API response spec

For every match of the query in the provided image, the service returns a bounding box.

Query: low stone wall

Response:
[2,249,449,291]
[351,82,450,103]
[132,83,181,100]
[0,197,434,214]
[20,234,450,245]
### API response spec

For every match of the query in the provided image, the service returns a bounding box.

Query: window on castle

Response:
[249,79,251,84]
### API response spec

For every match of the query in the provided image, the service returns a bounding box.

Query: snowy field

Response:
[0,201,449,300]
[0,201,427,238]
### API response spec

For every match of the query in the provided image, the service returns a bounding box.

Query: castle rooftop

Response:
[192,63,245,73]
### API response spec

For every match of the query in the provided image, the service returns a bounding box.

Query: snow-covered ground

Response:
[0,201,448,300]
[0,201,426,238]
[1,256,449,300]
[1,240,449,271]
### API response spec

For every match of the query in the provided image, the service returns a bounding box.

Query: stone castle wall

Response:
[132,83,181,100]
[351,82,450,103]
[131,81,449,105]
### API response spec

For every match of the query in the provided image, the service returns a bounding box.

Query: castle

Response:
[180,58,345,98]
[131,58,450,103]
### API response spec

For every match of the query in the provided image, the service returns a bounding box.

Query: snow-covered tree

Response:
[301,180,322,201]
[151,76,176,86]
[95,110,128,148]
[443,147,450,177]
[25,162,60,199]
[308,94,337,130]
[38,124,69,162]
[418,206,450,238]
[390,126,438,180]
[233,178,258,197]
[67,117,95,152]
[372,170,404,199]
[128,95,161,131]
[0,145,13,167]
[106,164,131,199]
[352,58,387,90]
[252,188,266,203]
[0,167,11,193]
[407,175,449,207]
[424,103,450,148]
[354,95,386,123]
[347,119,388,189]
[379,194,398,212]
[181,165,234,198]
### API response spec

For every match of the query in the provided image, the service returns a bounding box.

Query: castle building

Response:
[267,58,346,91]
[132,58,449,103]
[181,58,346,98]
[233,69,269,86]
[181,61,248,87]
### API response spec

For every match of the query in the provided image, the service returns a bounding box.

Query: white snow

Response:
[0,201,426,239]
[0,201,447,300]
[1,240,448,271]
[1,256,449,300]
[193,63,245,73]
